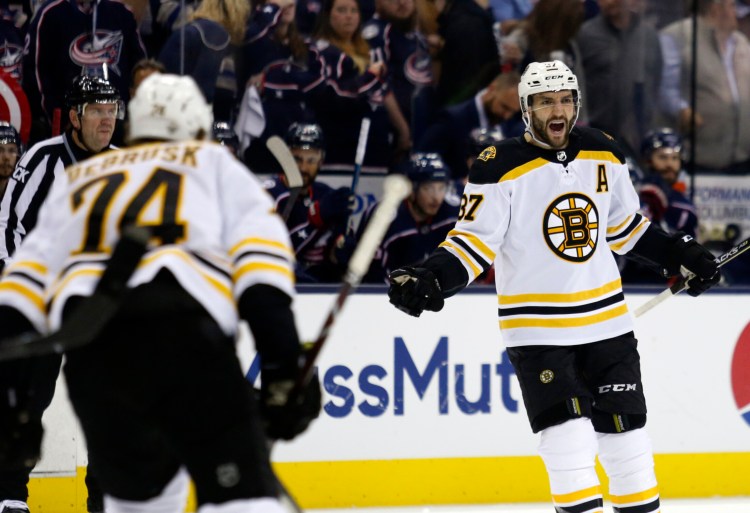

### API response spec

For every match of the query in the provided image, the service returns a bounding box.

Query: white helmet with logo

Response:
[127,73,213,143]
[518,60,580,131]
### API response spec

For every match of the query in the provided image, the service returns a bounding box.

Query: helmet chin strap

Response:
[522,112,555,150]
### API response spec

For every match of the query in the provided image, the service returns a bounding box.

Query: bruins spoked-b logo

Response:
[543,193,598,262]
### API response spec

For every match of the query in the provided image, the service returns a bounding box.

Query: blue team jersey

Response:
[264,176,346,282]
[362,15,433,123]
[359,196,459,283]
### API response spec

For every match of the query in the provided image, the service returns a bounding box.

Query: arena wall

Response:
[28,288,750,511]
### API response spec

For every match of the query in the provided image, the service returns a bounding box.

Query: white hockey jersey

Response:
[0,141,296,335]
[440,127,649,347]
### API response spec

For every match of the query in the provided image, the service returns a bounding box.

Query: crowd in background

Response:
[0,0,749,286]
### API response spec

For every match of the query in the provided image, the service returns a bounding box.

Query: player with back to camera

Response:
[387,60,720,513]
[0,73,321,513]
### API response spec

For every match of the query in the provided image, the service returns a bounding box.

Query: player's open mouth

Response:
[548,121,566,135]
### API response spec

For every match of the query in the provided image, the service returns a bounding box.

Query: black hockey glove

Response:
[669,233,720,296]
[260,367,322,441]
[388,266,444,317]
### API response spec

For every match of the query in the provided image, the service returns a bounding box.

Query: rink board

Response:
[29,288,750,511]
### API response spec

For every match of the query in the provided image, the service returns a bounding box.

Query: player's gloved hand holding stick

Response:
[260,358,322,441]
[635,234,750,317]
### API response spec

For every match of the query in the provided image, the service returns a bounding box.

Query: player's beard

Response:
[531,113,572,149]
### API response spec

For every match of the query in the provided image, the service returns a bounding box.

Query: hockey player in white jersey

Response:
[0,74,320,513]
[388,61,720,513]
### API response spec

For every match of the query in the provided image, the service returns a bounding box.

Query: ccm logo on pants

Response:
[598,384,637,393]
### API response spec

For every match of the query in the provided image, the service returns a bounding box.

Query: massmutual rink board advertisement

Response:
[32,289,750,510]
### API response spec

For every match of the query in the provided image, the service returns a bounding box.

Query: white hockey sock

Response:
[104,467,190,513]
[198,497,288,513]
[0,500,29,512]
[539,418,603,513]
[597,429,660,513]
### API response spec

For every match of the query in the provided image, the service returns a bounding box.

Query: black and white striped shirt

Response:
[0,131,111,268]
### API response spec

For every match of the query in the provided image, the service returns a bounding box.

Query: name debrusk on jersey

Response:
[439,127,648,347]
[0,141,296,335]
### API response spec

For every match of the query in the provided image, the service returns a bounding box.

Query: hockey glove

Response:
[388,266,444,317]
[260,367,322,441]
[309,187,354,228]
[669,233,720,296]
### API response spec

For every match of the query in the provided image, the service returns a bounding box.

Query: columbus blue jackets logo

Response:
[69,30,123,75]
[0,41,23,82]
[731,321,750,427]
[543,193,599,262]
[404,53,433,86]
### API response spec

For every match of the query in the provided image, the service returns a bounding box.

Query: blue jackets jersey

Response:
[359,197,459,283]
[362,15,433,130]
[311,38,391,173]
[23,0,146,122]
[0,7,24,84]
[159,18,237,121]
[264,176,345,282]
[241,4,325,174]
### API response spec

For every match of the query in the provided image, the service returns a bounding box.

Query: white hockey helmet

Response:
[127,73,213,143]
[518,60,580,130]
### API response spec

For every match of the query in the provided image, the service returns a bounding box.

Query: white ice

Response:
[309,497,750,513]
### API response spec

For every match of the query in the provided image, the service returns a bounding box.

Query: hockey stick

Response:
[351,117,371,195]
[0,226,150,362]
[293,174,411,393]
[267,136,303,221]
[345,117,371,235]
[634,236,750,318]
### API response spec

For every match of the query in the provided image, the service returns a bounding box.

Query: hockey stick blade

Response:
[0,226,150,361]
[634,236,750,318]
[267,136,303,221]
[294,174,411,391]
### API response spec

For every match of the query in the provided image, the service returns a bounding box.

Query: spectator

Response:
[620,128,699,284]
[488,0,532,35]
[577,0,662,156]
[311,0,392,174]
[130,58,165,96]
[264,123,353,282]
[643,0,686,29]
[659,0,750,174]
[148,0,199,54]
[22,0,146,139]
[357,152,458,283]
[0,0,24,84]
[0,75,121,513]
[431,0,500,107]
[363,0,434,154]
[416,71,520,180]
[0,121,21,198]
[241,0,325,175]
[500,0,586,85]
[159,0,250,123]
